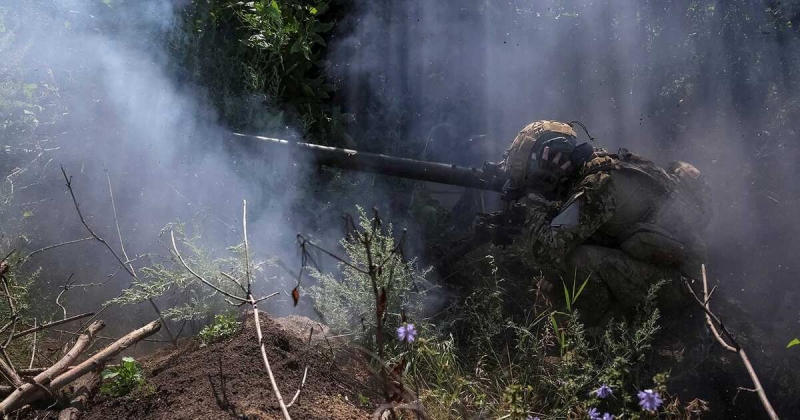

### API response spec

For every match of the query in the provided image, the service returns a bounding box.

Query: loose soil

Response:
[80,313,379,420]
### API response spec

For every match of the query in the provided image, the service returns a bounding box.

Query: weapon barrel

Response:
[229,133,505,192]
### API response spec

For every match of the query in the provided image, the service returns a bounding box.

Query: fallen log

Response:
[0,321,103,411]
[34,321,105,384]
[0,320,160,414]
[58,369,102,420]
[18,368,47,376]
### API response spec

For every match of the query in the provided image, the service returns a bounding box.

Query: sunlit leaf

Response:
[788,338,800,348]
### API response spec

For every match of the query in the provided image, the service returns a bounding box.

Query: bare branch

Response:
[11,312,95,341]
[0,250,16,265]
[56,274,74,319]
[170,231,248,303]
[20,238,93,267]
[252,292,280,305]
[251,300,291,420]
[28,319,36,369]
[296,235,368,275]
[699,266,736,352]
[51,329,173,344]
[220,271,247,294]
[105,168,135,277]
[0,351,21,388]
[243,200,252,293]
[60,166,135,279]
[684,265,779,420]
[240,201,290,419]
[105,168,176,346]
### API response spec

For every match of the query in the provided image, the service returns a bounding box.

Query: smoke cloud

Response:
[1,0,329,329]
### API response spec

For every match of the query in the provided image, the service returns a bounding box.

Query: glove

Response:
[528,145,575,197]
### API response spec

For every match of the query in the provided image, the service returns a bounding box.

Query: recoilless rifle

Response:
[228,132,534,264]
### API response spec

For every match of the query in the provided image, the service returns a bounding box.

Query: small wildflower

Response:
[588,407,601,420]
[396,323,417,343]
[638,389,663,411]
[593,384,613,399]
[602,413,615,420]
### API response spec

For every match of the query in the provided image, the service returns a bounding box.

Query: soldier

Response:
[501,121,712,320]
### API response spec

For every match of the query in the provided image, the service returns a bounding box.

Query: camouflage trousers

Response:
[562,245,691,322]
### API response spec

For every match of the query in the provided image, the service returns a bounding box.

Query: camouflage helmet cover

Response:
[504,120,578,190]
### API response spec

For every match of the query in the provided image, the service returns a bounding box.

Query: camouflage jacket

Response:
[521,150,709,270]
[522,165,615,268]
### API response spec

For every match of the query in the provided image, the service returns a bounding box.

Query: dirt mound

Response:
[81,313,377,420]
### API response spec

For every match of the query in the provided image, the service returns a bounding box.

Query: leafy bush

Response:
[306,206,433,351]
[197,313,241,347]
[100,357,147,397]
[174,0,351,143]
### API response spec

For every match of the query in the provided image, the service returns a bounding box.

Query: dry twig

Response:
[28,319,36,369]
[684,265,778,420]
[60,166,176,346]
[11,312,94,341]
[171,200,289,419]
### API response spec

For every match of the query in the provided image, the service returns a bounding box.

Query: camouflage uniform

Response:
[521,149,711,319]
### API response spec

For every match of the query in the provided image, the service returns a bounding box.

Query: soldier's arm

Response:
[523,171,616,265]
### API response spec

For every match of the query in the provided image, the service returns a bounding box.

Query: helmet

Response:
[504,120,580,199]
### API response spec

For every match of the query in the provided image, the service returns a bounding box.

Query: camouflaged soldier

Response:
[502,121,712,320]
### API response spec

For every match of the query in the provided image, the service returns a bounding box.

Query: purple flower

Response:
[588,407,601,420]
[396,323,417,343]
[637,389,663,411]
[602,414,615,420]
[593,384,613,399]
[525,417,540,420]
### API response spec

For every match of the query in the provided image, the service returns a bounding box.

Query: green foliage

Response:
[788,338,800,349]
[175,0,349,142]
[406,266,697,419]
[197,313,241,347]
[307,206,433,349]
[100,357,148,397]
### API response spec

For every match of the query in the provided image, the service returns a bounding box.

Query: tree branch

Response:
[683,265,779,420]
[251,299,291,420]
[20,238,93,267]
[170,231,248,303]
[11,312,95,341]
